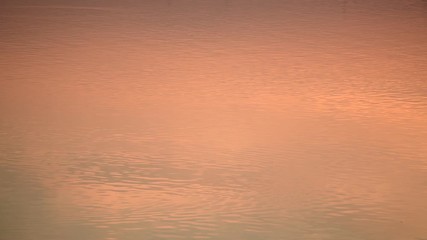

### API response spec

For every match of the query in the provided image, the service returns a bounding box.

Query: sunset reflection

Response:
[1,1,427,240]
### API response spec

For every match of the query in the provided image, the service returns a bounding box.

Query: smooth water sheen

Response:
[1,1,427,239]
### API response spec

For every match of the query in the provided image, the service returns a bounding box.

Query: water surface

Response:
[1,1,427,239]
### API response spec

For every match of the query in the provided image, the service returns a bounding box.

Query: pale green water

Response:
[1,1,427,239]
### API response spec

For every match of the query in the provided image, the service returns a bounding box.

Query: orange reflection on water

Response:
[1,1,427,239]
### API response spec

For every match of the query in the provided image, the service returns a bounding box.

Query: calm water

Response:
[1,1,427,239]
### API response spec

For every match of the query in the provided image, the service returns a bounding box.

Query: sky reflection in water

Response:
[1,1,427,240]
